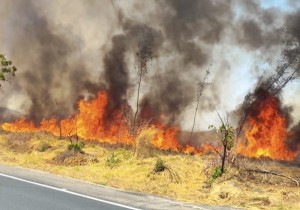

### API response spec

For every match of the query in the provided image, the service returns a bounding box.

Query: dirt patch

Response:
[52,150,98,166]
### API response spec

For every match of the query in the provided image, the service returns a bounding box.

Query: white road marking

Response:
[0,173,142,210]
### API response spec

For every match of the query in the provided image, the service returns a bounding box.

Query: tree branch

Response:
[246,168,299,187]
[210,144,222,158]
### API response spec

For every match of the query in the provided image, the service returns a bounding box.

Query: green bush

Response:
[68,141,85,153]
[154,158,166,172]
[211,166,223,180]
[106,152,120,168]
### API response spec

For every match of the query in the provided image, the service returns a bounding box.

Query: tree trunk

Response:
[189,99,200,142]
[221,143,227,173]
[133,71,143,133]
[59,120,62,140]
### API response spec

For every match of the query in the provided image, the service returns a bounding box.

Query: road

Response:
[0,165,238,210]
[0,173,134,210]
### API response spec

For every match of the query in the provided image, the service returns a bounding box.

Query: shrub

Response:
[68,141,84,153]
[154,158,166,172]
[212,166,223,180]
[106,152,120,168]
[149,158,181,183]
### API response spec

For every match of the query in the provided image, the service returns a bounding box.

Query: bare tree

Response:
[237,36,300,138]
[55,99,62,140]
[189,70,210,143]
[121,104,151,137]
[133,26,155,132]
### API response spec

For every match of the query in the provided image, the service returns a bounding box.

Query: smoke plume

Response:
[0,0,299,134]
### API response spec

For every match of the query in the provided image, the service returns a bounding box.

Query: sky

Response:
[0,0,300,131]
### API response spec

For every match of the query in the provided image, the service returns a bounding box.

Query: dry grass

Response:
[0,132,299,209]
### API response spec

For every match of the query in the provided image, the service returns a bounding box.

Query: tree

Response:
[0,54,17,88]
[133,26,154,133]
[237,36,300,138]
[209,113,235,174]
[55,99,62,140]
[189,70,210,143]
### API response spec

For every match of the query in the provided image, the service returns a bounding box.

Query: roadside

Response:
[0,164,236,210]
[0,133,299,209]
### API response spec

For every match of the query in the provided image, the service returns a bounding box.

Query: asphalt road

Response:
[0,165,238,210]
[0,173,137,210]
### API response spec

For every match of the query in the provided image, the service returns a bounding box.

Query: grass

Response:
[0,132,299,209]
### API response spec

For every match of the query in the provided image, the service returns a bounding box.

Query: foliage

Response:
[208,122,235,151]
[106,152,120,168]
[211,166,223,180]
[68,141,84,153]
[149,158,181,183]
[209,114,235,173]
[154,158,166,172]
[0,54,17,86]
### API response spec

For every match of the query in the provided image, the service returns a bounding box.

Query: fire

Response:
[2,91,211,155]
[2,91,297,160]
[4,90,296,160]
[238,93,297,161]
[182,143,213,155]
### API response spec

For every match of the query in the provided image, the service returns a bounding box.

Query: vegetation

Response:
[0,133,299,209]
[154,158,165,172]
[189,70,210,143]
[133,26,155,131]
[0,54,17,86]
[211,166,222,180]
[209,114,235,174]
[106,152,120,168]
[38,142,51,152]
[134,127,156,158]
[68,141,85,153]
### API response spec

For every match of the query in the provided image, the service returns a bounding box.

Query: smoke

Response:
[0,0,299,132]
[142,73,195,125]
[235,0,283,50]
[103,34,128,114]
[0,0,105,123]
[287,122,300,152]
[103,17,163,123]
[287,12,300,42]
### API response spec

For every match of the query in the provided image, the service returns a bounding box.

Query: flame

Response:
[2,91,211,155]
[238,93,297,161]
[182,143,213,155]
[4,90,296,160]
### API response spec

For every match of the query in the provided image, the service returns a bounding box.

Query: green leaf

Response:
[0,73,5,81]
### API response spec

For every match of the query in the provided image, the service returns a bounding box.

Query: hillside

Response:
[0,132,299,210]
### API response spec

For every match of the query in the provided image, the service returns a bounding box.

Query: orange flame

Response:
[2,91,211,155]
[4,90,296,160]
[238,94,297,161]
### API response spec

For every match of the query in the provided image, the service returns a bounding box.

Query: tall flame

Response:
[238,93,297,161]
[2,91,211,155]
